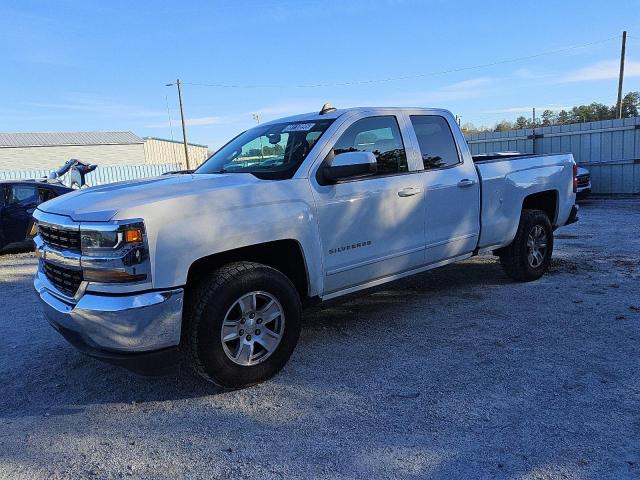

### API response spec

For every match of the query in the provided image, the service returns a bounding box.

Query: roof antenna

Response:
[319,102,336,115]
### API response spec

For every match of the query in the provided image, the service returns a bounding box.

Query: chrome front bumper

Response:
[34,266,184,353]
[576,180,592,194]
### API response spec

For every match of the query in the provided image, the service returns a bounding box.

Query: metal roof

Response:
[0,131,143,148]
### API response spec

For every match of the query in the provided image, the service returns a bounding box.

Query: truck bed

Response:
[473,152,575,250]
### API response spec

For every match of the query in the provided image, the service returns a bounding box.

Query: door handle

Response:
[457,179,476,188]
[397,187,421,197]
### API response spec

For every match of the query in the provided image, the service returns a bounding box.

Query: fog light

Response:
[83,270,147,283]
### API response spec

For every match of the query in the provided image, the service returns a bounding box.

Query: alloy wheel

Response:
[220,291,285,366]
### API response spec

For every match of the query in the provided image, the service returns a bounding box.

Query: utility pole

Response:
[616,31,627,119]
[166,79,191,170]
[532,107,536,126]
[252,113,261,124]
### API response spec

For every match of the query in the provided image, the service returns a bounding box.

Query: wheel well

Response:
[522,190,558,224]
[186,240,310,300]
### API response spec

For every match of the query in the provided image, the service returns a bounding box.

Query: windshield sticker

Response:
[283,123,315,132]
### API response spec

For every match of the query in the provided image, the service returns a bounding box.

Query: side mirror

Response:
[321,151,377,183]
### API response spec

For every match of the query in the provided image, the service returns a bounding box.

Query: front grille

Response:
[43,262,83,296]
[38,224,81,251]
[577,176,590,187]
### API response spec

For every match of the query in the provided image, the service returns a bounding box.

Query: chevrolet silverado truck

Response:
[33,106,579,388]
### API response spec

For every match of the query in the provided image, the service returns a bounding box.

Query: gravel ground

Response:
[1,199,639,480]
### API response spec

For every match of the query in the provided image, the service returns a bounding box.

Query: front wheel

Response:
[498,209,553,282]
[184,262,302,388]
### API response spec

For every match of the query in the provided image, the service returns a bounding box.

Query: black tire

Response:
[184,261,302,388]
[498,209,554,282]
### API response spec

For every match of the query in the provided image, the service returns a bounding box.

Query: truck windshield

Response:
[195,119,334,180]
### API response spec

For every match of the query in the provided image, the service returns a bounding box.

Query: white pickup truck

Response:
[33,106,578,388]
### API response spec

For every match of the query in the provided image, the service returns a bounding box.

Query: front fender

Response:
[122,179,323,297]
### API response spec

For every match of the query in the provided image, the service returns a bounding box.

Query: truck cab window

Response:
[410,115,460,170]
[333,116,408,176]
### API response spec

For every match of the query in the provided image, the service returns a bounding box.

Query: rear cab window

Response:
[410,115,461,170]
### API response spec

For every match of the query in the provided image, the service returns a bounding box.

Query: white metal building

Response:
[0,132,209,172]
[142,137,209,169]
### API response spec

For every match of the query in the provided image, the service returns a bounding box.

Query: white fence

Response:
[0,163,182,187]
[465,117,640,194]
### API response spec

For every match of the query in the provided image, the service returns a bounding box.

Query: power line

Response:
[164,94,175,142]
[180,35,620,89]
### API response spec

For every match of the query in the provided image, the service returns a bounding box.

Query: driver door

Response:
[2,184,38,244]
[310,113,426,295]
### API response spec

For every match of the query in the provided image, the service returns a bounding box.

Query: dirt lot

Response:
[0,199,639,480]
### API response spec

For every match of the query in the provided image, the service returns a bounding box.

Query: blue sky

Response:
[1,0,639,149]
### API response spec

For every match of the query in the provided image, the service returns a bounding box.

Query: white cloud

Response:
[28,95,164,118]
[185,116,225,126]
[483,105,571,114]
[252,99,323,117]
[562,59,640,82]
[441,77,494,91]
[147,99,325,129]
[511,68,546,80]
[373,77,497,106]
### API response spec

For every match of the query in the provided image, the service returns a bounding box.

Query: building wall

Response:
[143,138,209,169]
[465,116,640,194]
[0,163,182,186]
[0,143,145,171]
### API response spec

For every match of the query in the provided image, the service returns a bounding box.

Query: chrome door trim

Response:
[325,245,425,276]
[425,233,477,249]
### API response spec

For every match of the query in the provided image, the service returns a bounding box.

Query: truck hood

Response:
[39,173,261,222]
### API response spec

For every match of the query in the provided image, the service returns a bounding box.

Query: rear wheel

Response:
[184,261,302,388]
[498,209,553,282]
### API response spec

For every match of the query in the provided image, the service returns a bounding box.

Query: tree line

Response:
[462,91,640,134]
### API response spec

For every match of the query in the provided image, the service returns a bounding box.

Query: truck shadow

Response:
[1,257,510,419]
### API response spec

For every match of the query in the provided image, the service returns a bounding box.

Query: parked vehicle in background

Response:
[0,180,72,251]
[32,106,579,388]
[576,166,591,199]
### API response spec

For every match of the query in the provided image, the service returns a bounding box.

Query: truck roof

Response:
[261,106,453,126]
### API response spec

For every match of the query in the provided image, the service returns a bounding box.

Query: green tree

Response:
[494,120,514,132]
[557,110,570,125]
[570,102,613,123]
[514,116,530,129]
[461,122,479,134]
[621,91,640,117]
[541,109,557,126]
[486,91,639,131]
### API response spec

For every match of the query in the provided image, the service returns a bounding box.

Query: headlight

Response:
[80,220,151,284]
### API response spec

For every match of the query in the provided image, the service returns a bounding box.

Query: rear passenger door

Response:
[407,114,480,265]
[310,113,426,295]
